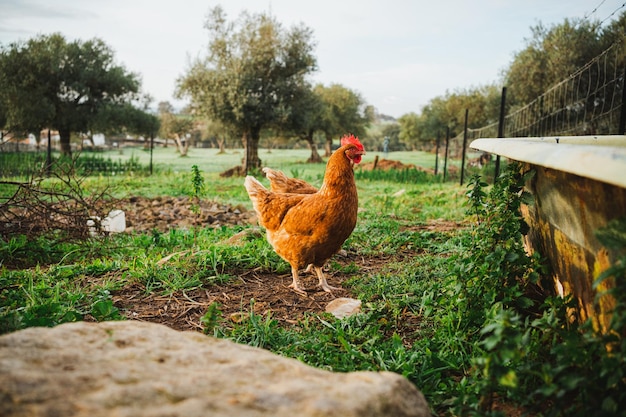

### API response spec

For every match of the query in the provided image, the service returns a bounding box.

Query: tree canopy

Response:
[398,12,626,145]
[277,82,370,162]
[0,33,151,154]
[177,6,317,173]
[504,18,609,106]
[158,104,195,156]
[315,83,370,156]
[280,82,325,162]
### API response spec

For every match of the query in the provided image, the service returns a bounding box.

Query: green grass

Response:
[2,147,624,416]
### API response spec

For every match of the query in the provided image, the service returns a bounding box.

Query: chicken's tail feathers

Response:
[262,167,285,182]
[262,166,318,194]
[262,167,291,193]
[244,175,266,198]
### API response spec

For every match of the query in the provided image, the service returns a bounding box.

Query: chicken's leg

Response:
[288,267,308,296]
[314,266,340,292]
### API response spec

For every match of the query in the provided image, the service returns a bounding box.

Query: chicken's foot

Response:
[288,267,308,296]
[313,266,340,292]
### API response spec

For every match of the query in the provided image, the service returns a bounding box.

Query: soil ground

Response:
[106,195,464,333]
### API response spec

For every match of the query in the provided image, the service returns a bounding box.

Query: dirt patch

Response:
[110,250,427,340]
[106,192,464,333]
[402,219,467,233]
[112,268,353,332]
[358,158,433,173]
[359,158,460,176]
[119,196,254,233]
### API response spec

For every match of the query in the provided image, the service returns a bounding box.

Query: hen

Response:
[244,134,365,295]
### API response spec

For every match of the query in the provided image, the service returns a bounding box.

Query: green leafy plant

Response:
[91,289,122,321]
[201,302,223,335]
[189,164,205,215]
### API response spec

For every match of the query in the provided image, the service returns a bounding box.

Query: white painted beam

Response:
[470,135,626,188]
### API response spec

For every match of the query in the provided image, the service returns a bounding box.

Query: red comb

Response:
[340,134,362,148]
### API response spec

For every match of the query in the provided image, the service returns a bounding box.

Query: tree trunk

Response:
[59,127,72,156]
[242,128,262,174]
[35,130,42,152]
[174,134,189,157]
[217,137,225,154]
[306,136,323,163]
[324,133,333,157]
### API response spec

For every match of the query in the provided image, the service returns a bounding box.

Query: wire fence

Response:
[0,152,150,178]
[473,39,624,141]
[444,38,626,183]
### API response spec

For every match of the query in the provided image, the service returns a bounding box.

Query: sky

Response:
[0,0,622,119]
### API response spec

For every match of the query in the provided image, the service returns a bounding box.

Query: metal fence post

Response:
[617,68,626,135]
[460,109,469,186]
[149,132,154,175]
[46,128,52,177]
[443,127,450,182]
[495,86,507,182]
[434,131,440,175]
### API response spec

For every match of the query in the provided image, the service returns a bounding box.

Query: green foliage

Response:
[505,18,610,106]
[190,164,205,198]
[91,289,123,321]
[176,5,317,170]
[2,150,625,417]
[313,83,370,139]
[73,154,148,176]
[443,166,626,416]
[0,151,149,178]
[0,33,147,153]
[201,302,222,335]
[158,112,193,145]
[355,167,436,184]
[189,164,205,215]
[0,234,110,269]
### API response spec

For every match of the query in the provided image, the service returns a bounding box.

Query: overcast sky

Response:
[0,0,622,118]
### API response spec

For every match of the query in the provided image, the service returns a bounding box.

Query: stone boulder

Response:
[0,321,430,417]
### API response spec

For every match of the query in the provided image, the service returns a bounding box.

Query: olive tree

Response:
[176,6,317,173]
[505,18,605,106]
[280,83,325,163]
[0,33,144,155]
[315,83,370,156]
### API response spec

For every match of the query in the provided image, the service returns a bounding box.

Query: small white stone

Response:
[392,189,406,197]
[102,209,126,233]
[326,297,362,319]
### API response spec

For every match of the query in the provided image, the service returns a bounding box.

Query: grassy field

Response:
[103,145,445,173]
[1,146,624,416]
[77,146,466,207]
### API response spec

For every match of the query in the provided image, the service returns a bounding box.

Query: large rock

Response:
[0,321,430,417]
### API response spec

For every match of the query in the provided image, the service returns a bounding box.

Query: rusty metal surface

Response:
[521,165,626,332]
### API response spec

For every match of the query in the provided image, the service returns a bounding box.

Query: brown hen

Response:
[244,134,365,295]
